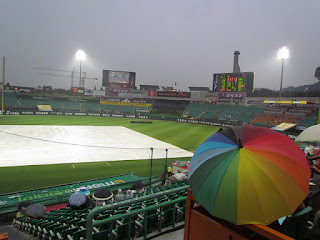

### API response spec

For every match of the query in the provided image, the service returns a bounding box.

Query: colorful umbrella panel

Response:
[188,125,310,225]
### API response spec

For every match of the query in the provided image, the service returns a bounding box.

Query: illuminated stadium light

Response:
[277,46,289,98]
[75,50,86,88]
[76,50,86,61]
[277,46,289,60]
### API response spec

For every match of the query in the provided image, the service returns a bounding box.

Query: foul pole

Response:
[1,57,4,115]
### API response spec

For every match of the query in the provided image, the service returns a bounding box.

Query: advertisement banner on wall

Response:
[93,90,106,97]
[205,97,218,103]
[218,92,245,99]
[106,88,131,93]
[72,87,84,94]
[233,98,244,103]
[148,90,157,97]
[131,92,143,98]
[157,91,191,98]
[37,105,53,111]
[118,93,131,98]
[218,98,230,103]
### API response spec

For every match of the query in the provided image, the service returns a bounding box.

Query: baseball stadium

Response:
[1,59,320,240]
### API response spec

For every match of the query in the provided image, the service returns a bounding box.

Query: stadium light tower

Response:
[277,46,289,98]
[76,50,86,88]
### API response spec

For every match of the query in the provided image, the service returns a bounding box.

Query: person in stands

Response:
[126,189,133,200]
[307,157,320,186]
[114,189,125,202]
[15,201,31,218]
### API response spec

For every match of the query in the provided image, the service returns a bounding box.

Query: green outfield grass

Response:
[0,115,219,194]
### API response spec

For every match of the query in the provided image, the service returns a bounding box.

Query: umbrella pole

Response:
[162,149,168,184]
[149,147,153,194]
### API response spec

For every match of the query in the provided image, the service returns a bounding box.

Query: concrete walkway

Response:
[0,225,32,240]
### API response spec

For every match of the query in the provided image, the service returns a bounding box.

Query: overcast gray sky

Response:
[0,0,319,91]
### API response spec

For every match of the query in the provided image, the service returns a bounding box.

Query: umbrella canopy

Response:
[26,204,46,218]
[296,124,320,142]
[68,193,87,207]
[92,189,113,201]
[76,187,90,196]
[132,181,144,190]
[17,201,32,211]
[188,125,310,225]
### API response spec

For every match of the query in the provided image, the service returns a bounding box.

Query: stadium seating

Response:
[250,105,319,126]
[134,106,152,114]
[62,101,81,111]
[217,105,245,121]
[19,98,41,107]
[100,104,116,112]
[41,99,62,110]
[13,181,189,240]
[236,107,266,124]
[117,105,135,113]
[81,101,99,111]
[0,91,19,106]
[297,111,319,127]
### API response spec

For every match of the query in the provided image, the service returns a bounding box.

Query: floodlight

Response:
[278,46,289,98]
[75,50,86,87]
[76,50,86,61]
[277,47,289,60]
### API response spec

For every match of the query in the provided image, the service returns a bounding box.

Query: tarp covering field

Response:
[0,125,193,167]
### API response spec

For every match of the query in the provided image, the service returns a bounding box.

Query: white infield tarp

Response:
[0,125,193,167]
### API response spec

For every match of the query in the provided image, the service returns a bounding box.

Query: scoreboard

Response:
[102,70,136,88]
[213,72,254,92]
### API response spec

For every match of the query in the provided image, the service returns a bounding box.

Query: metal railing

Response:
[86,185,189,240]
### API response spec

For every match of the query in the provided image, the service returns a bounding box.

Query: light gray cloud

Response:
[0,0,319,91]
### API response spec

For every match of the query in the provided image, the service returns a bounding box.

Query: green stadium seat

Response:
[61,226,79,239]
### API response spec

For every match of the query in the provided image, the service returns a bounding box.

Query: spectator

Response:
[114,189,125,202]
[15,201,31,219]
[307,157,320,186]
[126,189,133,200]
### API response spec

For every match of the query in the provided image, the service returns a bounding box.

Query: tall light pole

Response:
[277,47,289,98]
[75,50,85,88]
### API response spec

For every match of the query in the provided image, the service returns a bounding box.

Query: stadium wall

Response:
[2,110,240,128]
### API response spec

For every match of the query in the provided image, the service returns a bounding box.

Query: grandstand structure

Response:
[1,89,319,130]
[1,84,319,239]
[12,179,189,240]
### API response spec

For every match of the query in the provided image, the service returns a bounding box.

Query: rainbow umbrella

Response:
[188,125,310,225]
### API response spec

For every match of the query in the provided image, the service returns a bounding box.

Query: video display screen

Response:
[102,70,136,88]
[213,72,254,92]
[109,71,130,84]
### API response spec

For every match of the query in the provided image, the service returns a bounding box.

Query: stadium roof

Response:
[189,87,210,91]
